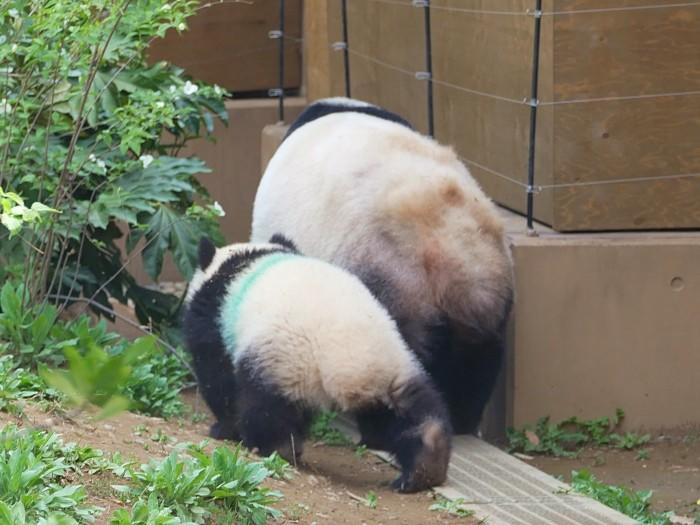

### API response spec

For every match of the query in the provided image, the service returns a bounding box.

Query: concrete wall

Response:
[506,228,700,433]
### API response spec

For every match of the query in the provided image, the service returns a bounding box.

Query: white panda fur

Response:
[251,98,514,435]
[182,236,452,493]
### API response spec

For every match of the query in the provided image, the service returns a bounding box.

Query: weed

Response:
[507,409,650,457]
[0,355,46,414]
[262,452,293,480]
[429,497,474,518]
[108,493,187,525]
[0,425,100,523]
[570,470,672,525]
[150,429,173,444]
[612,432,651,450]
[309,411,352,446]
[365,491,378,509]
[116,445,282,524]
[636,449,651,462]
[355,444,368,457]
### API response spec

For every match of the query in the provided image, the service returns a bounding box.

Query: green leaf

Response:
[94,395,130,421]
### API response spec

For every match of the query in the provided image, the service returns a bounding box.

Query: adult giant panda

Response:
[251,98,514,435]
[182,235,452,493]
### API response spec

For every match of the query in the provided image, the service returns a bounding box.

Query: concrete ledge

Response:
[334,417,635,525]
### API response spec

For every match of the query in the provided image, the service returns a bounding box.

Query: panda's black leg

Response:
[429,330,505,435]
[186,340,240,440]
[235,356,311,462]
[355,405,394,451]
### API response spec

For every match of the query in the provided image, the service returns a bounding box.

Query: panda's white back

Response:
[252,111,513,342]
[228,255,422,411]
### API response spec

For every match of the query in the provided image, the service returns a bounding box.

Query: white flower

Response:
[155,101,165,109]
[177,22,186,31]
[96,159,106,170]
[8,8,19,18]
[11,44,17,53]
[212,201,225,217]
[169,85,177,93]
[139,154,154,169]
[0,99,11,115]
[161,3,171,11]
[183,81,198,96]
[214,85,223,95]
[88,153,97,162]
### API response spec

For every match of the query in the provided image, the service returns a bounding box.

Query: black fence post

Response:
[416,0,434,137]
[269,0,286,122]
[341,0,351,97]
[526,0,543,233]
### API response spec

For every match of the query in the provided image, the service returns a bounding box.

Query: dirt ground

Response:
[0,391,476,525]
[528,427,700,521]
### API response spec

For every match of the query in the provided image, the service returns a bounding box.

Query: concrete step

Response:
[335,417,636,525]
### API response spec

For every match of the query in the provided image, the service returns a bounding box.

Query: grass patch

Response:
[507,409,650,457]
[429,497,474,518]
[115,444,283,524]
[0,425,102,523]
[309,411,352,447]
[569,470,672,525]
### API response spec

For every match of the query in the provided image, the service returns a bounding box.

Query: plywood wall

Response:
[149,0,302,93]
[310,0,700,231]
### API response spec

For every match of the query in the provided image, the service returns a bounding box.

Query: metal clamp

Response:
[268,88,283,97]
[527,8,543,18]
[332,41,348,51]
[268,30,283,39]
[412,0,429,7]
[415,71,431,81]
[524,97,539,107]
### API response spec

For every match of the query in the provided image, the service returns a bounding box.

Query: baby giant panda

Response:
[251,98,514,436]
[182,235,452,493]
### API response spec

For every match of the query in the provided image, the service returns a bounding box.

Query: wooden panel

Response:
[303,0,333,100]
[312,0,700,230]
[551,1,700,230]
[431,0,555,224]
[148,0,302,93]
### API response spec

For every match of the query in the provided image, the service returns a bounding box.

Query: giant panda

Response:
[182,235,452,493]
[251,98,514,436]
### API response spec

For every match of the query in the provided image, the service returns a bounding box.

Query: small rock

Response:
[103,424,114,431]
[513,452,535,461]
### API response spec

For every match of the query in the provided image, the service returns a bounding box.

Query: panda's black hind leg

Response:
[427,322,505,435]
[235,356,311,462]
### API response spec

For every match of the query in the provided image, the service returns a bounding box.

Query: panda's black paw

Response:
[209,421,240,441]
[391,473,419,493]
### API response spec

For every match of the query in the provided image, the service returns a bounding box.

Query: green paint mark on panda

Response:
[219,252,297,358]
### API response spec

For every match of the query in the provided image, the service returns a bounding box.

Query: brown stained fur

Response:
[412,419,451,489]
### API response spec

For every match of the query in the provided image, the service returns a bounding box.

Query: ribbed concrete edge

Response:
[333,417,636,525]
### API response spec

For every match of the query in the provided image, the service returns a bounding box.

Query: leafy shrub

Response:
[1,281,190,418]
[309,411,352,446]
[0,425,101,523]
[116,446,282,525]
[0,0,226,333]
[570,470,672,525]
[507,409,651,457]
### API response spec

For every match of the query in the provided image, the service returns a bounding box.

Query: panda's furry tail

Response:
[383,177,514,338]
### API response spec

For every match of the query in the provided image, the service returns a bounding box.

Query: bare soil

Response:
[0,392,476,525]
[528,428,700,521]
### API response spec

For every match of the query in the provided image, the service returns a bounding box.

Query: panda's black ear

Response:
[198,237,216,270]
[269,233,299,253]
